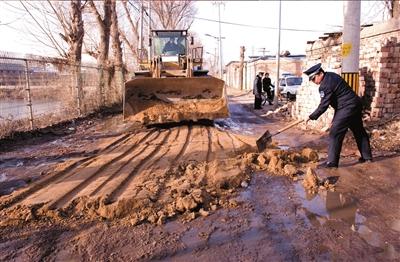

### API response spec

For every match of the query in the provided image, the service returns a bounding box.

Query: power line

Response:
[0,13,26,26]
[193,16,329,33]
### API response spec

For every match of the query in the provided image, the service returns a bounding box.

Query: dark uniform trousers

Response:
[328,104,372,165]
[253,76,263,109]
[254,94,262,109]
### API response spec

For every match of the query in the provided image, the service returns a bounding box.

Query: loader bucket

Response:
[124,76,229,125]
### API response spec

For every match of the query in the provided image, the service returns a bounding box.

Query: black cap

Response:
[303,63,322,80]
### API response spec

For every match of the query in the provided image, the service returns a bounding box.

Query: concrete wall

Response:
[294,18,400,127]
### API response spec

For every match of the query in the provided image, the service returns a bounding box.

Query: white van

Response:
[278,76,303,99]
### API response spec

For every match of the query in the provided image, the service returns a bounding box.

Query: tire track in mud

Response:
[225,131,238,153]
[23,131,152,206]
[0,133,132,210]
[174,125,206,163]
[215,129,225,151]
[206,126,213,162]
[225,131,255,153]
[106,129,172,203]
[53,133,137,182]
[150,127,181,167]
[212,128,238,158]
[172,125,191,164]
[88,130,161,198]
[87,130,165,199]
[46,130,158,209]
[1,123,254,213]
[229,133,253,148]
[115,128,181,201]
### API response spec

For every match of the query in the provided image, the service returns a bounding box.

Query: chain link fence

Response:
[0,52,123,139]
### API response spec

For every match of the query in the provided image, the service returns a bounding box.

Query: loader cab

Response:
[152,30,188,57]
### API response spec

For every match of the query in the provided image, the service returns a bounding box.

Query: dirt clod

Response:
[301,148,319,162]
[283,164,297,177]
[302,167,319,193]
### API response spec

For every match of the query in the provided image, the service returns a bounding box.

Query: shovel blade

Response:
[256,130,272,152]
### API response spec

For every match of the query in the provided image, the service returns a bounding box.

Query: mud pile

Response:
[0,147,327,227]
[241,147,319,176]
[369,116,400,152]
[0,158,251,226]
[241,148,335,194]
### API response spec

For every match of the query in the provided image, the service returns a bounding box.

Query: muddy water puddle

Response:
[294,182,359,225]
[214,118,256,135]
[277,144,290,150]
[294,182,399,258]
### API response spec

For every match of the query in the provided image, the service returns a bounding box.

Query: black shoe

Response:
[358,157,372,163]
[325,162,338,168]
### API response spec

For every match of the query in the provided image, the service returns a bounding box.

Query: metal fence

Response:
[0,52,123,139]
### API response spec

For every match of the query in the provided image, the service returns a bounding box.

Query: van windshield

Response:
[286,77,302,86]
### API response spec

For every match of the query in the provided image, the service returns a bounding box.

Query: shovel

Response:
[256,119,304,152]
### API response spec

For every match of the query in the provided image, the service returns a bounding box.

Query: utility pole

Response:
[258,47,268,56]
[213,1,224,79]
[273,0,282,107]
[239,46,245,90]
[138,0,144,51]
[342,1,361,94]
[394,0,400,18]
[147,0,151,62]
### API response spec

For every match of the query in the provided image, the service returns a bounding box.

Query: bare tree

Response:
[87,0,112,106]
[384,0,400,18]
[110,0,124,101]
[151,0,197,29]
[119,0,141,69]
[20,0,85,115]
[19,1,85,62]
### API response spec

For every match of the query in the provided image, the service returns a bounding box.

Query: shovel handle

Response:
[274,119,304,136]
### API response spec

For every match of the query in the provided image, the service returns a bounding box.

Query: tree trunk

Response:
[89,0,112,107]
[111,0,124,104]
[239,46,245,90]
[393,0,400,18]
[70,0,84,116]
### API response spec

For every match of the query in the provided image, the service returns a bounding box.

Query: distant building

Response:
[224,54,306,90]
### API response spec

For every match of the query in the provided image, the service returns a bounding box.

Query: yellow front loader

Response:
[124,30,229,125]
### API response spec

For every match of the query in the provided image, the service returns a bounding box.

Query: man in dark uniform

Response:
[304,63,372,168]
[253,72,263,109]
[262,72,274,105]
[162,37,179,53]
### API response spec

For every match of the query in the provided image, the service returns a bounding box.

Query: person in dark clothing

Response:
[253,72,264,109]
[304,63,372,168]
[162,37,179,54]
[262,72,274,105]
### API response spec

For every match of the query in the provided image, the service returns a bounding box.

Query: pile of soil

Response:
[368,115,400,152]
[0,147,328,227]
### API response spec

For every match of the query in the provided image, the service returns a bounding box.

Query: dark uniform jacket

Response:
[253,75,262,96]
[309,72,361,120]
[262,77,272,92]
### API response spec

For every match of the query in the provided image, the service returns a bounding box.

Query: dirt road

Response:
[0,90,399,261]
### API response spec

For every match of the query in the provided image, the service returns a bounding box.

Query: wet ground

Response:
[0,89,399,261]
